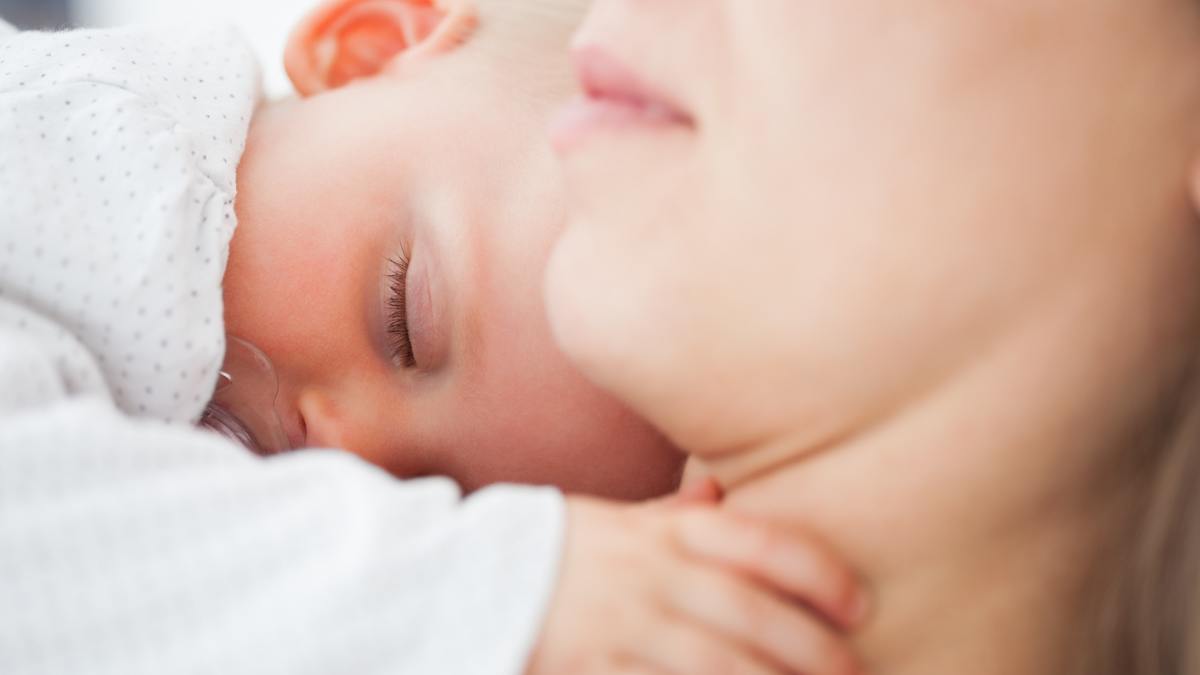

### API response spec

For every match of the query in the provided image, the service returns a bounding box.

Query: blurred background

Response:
[0,0,308,95]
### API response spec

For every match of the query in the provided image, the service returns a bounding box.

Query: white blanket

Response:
[0,20,564,675]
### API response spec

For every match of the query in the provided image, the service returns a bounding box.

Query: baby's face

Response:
[224,37,682,498]
[547,0,1200,460]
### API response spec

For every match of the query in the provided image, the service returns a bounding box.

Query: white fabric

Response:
[0,21,565,675]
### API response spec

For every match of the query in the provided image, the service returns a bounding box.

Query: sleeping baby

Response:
[0,0,866,674]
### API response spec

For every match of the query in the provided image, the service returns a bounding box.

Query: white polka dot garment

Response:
[0,18,565,675]
[0,16,249,422]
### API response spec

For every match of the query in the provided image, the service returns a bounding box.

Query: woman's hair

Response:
[1082,352,1200,674]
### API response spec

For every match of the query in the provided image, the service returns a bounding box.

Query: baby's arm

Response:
[0,316,562,675]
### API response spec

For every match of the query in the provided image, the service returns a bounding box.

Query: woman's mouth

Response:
[550,46,693,154]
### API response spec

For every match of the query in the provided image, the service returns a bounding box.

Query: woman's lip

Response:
[550,46,692,153]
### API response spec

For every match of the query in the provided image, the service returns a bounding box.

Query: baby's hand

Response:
[527,494,868,675]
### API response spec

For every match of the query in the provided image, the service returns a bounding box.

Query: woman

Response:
[546,0,1200,672]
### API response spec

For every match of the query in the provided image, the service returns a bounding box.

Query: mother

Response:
[546,0,1200,672]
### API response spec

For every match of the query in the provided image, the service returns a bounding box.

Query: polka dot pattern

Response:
[0,19,259,423]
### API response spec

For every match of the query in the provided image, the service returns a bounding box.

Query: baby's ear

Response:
[285,0,476,96]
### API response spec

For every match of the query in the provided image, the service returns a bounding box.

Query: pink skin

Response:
[221,0,684,499]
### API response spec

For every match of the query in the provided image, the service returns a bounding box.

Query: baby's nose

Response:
[292,381,417,477]
[297,389,350,451]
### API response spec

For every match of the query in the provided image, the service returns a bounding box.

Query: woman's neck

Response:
[724,447,1111,675]
[707,286,1173,674]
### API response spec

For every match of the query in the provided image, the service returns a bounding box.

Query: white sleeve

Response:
[0,324,566,675]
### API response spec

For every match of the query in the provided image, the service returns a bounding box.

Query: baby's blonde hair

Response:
[473,0,589,44]
[458,0,589,96]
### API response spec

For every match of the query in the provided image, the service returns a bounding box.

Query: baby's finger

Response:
[669,563,864,675]
[628,614,782,675]
[672,508,868,630]
[660,476,723,506]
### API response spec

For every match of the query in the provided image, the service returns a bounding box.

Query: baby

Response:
[221,0,682,500]
[0,0,866,673]
[546,0,1200,674]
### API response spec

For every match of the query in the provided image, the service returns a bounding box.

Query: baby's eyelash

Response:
[386,255,416,368]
